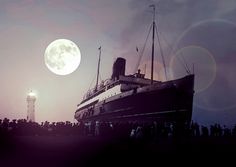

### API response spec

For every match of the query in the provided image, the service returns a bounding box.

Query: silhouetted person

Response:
[201,126,209,137]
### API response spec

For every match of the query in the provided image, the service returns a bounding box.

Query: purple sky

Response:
[0,0,236,126]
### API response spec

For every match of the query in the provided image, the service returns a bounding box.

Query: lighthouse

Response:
[26,91,36,122]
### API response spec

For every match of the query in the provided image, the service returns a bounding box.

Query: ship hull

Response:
[75,75,194,124]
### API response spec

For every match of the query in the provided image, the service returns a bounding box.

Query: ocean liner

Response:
[75,5,195,124]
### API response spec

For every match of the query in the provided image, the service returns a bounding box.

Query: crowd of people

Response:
[0,118,82,136]
[0,118,236,140]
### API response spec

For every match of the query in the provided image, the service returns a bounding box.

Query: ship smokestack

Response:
[111,57,126,80]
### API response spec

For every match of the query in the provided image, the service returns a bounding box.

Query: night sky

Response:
[0,0,236,126]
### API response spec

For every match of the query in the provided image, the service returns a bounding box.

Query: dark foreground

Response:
[1,135,236,167]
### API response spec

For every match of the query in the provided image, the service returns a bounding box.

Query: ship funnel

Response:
[111,57,126,80]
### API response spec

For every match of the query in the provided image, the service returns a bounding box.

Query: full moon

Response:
[44,39,81,75]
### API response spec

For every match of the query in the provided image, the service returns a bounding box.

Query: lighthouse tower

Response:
[27,91,36,122]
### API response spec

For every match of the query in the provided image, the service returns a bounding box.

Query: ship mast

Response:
[150,4,167,83]
[95,46,101,91]
[150,4,155,84]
